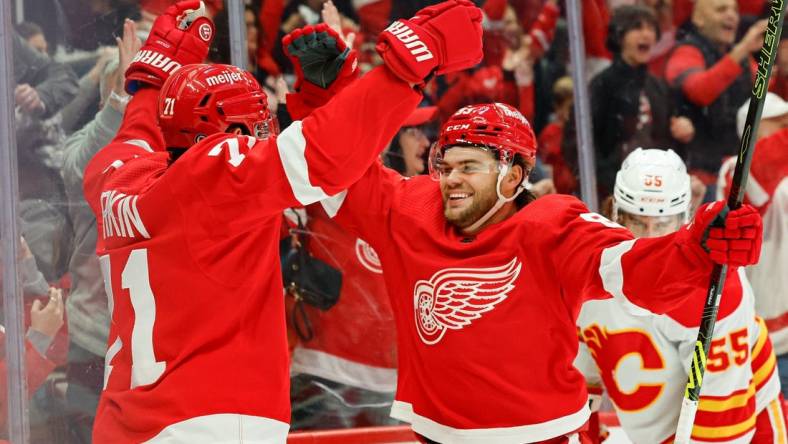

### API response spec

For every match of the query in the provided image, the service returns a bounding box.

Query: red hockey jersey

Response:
[329,161,716,443]
[289,205,397,393]
[83,67,420,443]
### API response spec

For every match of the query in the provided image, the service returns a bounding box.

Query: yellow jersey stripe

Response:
[754,352,777,388]
[698,383,755,413]
[769,399,787,444]
[752,316,769,359]
[692,414,756,439]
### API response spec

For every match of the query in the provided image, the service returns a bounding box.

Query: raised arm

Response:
[175,1,484,215]
[541,196,762,315]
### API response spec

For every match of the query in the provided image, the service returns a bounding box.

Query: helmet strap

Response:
[462,164,526,234]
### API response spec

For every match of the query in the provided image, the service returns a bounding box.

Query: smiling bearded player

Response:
[82,0,483,441]
[311,102,765,443]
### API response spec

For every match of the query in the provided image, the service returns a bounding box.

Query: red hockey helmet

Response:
[158,63,274,148]
[430,103,537,179]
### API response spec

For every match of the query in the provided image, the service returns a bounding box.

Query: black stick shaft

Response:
[682,0,786,406]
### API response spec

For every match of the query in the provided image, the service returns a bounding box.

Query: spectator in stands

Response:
[16,21,48,55]
[537,76,576,194]
[665,0,766,199]
[13,30,77,118]
[566,5,694,200]
[0,288,64,436]
[212,4,268,81]
[641,0,678,77]
[771,23,788,100]
[58,20,138,443]
[383,106,437,177]
[13,31,78,286]
[1,237,64,436]
[718,93,788,397]
[59,47,118,134]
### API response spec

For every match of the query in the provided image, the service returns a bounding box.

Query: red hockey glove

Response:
[125,0,215,94]
[283,23,359,121]
[684,201,763,267]
[376,0,483,85]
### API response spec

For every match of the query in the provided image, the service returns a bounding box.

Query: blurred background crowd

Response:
[2,0,787,442]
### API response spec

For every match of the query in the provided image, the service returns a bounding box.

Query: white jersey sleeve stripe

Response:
[276,121,331,205]
[598,239,651,317]
[320,190,348,218]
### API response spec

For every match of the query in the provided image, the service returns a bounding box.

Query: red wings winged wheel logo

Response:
[413,258,522,345]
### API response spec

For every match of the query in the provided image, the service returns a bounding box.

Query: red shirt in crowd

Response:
[666,45,758,107]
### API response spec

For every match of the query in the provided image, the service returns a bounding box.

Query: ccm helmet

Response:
[429,103,537,232]
[430,102,537,178]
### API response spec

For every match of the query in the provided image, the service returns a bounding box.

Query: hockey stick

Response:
[674,2,786,442]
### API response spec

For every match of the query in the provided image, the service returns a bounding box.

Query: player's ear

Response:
[508,163,524,186]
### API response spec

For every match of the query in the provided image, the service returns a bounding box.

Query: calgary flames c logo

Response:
[581,324,666,412]
[413,258,521,345]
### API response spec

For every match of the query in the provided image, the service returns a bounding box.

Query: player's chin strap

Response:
[462,164,527,234]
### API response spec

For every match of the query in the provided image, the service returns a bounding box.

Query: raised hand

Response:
[376,0,483,85]
[116,18,142,94]
[282,23,359,119]
[321,0,356,48]
[30,288,65,339]
[125,0,215,93]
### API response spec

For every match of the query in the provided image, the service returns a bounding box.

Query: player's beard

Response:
[443,184,499,229]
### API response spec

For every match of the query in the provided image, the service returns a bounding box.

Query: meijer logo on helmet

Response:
[384,21,434,62]
[206,71,244,87]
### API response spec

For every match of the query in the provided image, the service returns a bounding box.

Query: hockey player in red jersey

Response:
[323,103,764,443]
[82,1,483,441]
[575,148,786,443]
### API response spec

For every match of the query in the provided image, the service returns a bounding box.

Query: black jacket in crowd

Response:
[564,57,678,199]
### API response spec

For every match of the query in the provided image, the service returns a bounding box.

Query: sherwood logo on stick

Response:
[384,21,435,62]
[206,71,244,87]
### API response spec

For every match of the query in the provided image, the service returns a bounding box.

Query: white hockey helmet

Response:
[613,148,691,222]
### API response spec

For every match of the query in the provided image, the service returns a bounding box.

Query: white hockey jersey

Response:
[575,268,781,443]
[718,128,788,355]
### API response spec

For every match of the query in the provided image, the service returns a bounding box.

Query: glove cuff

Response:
[286,89,330,121]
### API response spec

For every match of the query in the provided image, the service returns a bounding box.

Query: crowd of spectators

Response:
[2,0,787,441]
